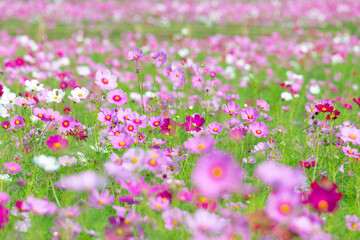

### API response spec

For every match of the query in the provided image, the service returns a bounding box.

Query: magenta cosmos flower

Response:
[109,133,134,149]
[107,89,128,106]
[222,101,240,117]
[249,122,269,138]
[95,69,117,90]
[4,162,22,175]
[240,106,259,122]
[192,150,245,198]
[183,114,205,132]
[256,99,270,111]
[88,189,114,209]
[11,115,25,129]
[127,48,144,61]
[46,135,69,152]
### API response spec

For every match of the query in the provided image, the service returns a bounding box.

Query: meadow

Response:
[0,0,360,239]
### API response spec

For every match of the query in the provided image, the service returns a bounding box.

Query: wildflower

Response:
[58,156,77,166]
[130,112,148,128]
[183,113,205,132]
[265,190,301,223]
[95,69,118,90]
[342,146,358,158]
[70,87,89,100]
[153,52,167,67]
[192,150,245,198]
[127,48,144,61]
[353,97,360,107]
[149,196,170,211]
[109,133,134,149]
[33,155,60,172]
[14,97,36,107]
[0,205,9,229]
[207,121,223,134]
[228,128,247,141]
[186,209,227,237]
[339,126,360,145]
[26,195,57,215]
[315,103,334,113]
[1,121,9,130]
[116,108,132,123]
[162,208,187,230]
[46,89,65,103]
[25,79,44,92]
[98,108,117,125]
[222,101,240,116]
[0,192,10,205]
[59,115,76,133]
[240,106,259,122]
[59,171,106,192]
[149,116,163,128]
[299,156,316,168]
[0,174,12,182]
[107,89,128,106]
[256,99,270,111]
[249,122,269,138]
[88,189,114,209]
[184,135,215,154]
[345,215,360,231]
[46,135,69,152]
[4,162,22,175]
[306,178,343,213]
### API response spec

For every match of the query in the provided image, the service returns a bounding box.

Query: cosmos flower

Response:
[265,190,301,223]
[153,52,167,67]
[345,215,360,231]
[58,156,77,166]
[183,113,205,132]
[127,48,144,61]
[306,178,343,213]
[249,122,269,138]
[207,121,223,134]
[58,115,76,133]
[222,101,240,117]
[26,195,57,216]
[109,133,134,149]
[98,108,117,125]
[46,89,65,103]
[107,89,128,106]
[240,106,259,122]
[33,155,60,172]
[0,205,9,229]
[25,79,44,92]
[59,171,106,192]
[10,115,25,129]
[70,87,89,100]
[88,189,114,209]
[95,68,118,90]
[256,99,270,111]
[46,135,69,152]
[4,162,22,175]
[192,150,245,198]
[184,135,215,154]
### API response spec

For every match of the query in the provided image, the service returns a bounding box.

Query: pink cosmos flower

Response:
[228,128,247,141]
[144,149,167,172]
[240,106,259,122]
[58,155,77,166]
[342,146,359,158]
[256,99,270,111]
[186,209,227,238]
[98,108,117,125]
[153,52,167,67]
[339,126,360,145]
[162,208,187,230]
[58,171,106,192]
[109,133,134,149]
[345,215,360,231]
[255,161,305,189]
[107,89,128,106]
[46,135,69,152]
[26,195,57,215]
[130,112,148,129]
[265,190,301,223]
[192,150,245,198]
[58,115,76,133]
[4,162,22,175]
[0,205,9,229]
[116,108,133,123]
[95,69,117,90]
[149,116,163,128]
[207,122,223,134]
[87,189,114,209]
[0,192,10,205]
[11,115,25,129]
[222,101,240,117]
[249,122,269,138]
[127,48,144,61]
[184,135,215,154]
[149,196,170,211]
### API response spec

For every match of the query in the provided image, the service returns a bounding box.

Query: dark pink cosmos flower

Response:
[353,97,360,107]
[11,115,25,129]
[1,121,10,130]
[0,205,9,229]
[306,178,343,213]
[46,135,69,152]
[183,114,205,132]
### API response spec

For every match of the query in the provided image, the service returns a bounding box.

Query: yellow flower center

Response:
[54,142,61,148]
[102,78,108,84]
[132,158,138,163]
[213,128,218,132]
[198,144,205,150]
[15,120,20,125]
[318,200,328,211]
[212,167,223,178]
[280,204,291,214]
[256,130,261,134]
[149,160,156,166]
[248,115,253,119]
[119,142,125,146]
[350,134,356,139]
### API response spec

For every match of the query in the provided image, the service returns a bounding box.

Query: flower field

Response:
[0,0,360,239]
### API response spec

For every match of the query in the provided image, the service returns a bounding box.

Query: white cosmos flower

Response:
[76,66,91,76]
[33,155,60,171]
[25,79,44,92]
[0,174,12,182]
[309,84,321,95]
[0,92,16,104]
[46,89,65,103]
[71,87,89,100]
[281,92,293,101]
